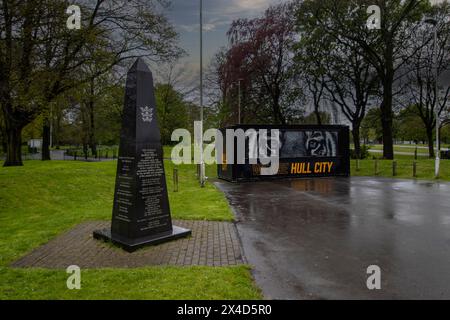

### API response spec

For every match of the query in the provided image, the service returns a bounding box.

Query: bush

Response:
[350,145,371,159]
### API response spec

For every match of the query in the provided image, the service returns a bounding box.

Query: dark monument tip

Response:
[130,57,152,73]
[93,58,191,252]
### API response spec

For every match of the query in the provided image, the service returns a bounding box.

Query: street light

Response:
[199,0,205,187]
[424,17,440,178]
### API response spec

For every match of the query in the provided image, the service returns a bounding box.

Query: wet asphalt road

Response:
[215,177,450,300]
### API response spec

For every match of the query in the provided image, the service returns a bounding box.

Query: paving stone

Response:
[11,220,245,269]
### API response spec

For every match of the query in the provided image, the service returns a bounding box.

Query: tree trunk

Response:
[87,78,97,157]
[426,127,435,158]
[53,110,61,149]
[3,126,23,167]
[380,80,394,160]
[438,126,442,153]
[1,140,6,154]
[352,125,361,159]
[83,143,88,160]
[42,119,51,161]
[269,85,285,125]
[1,129,7,154]
[272,95,285,125]
[315,109,322,125]
[89,140,97,158]
[88,100,97,157]
[378,34,395,160]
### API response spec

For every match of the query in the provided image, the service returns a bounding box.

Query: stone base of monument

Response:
[93,226,191,253]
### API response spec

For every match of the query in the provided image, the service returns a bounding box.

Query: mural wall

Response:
[280,131,338,158]
[218,125,350,182]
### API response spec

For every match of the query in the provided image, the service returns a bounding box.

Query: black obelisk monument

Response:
[93,58,191,252]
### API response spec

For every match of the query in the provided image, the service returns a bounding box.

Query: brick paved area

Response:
[11,220,245,269]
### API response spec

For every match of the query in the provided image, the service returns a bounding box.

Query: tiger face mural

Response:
[305,131,337,157]
[280,130,338,158]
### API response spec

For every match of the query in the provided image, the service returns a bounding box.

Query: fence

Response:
[352,159,447,179]
[0,146,119,162]
[64,147,118,161]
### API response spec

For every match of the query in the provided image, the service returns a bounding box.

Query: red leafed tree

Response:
[216,3,303,126]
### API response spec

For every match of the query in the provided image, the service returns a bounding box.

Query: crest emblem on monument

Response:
[140,106,154,123]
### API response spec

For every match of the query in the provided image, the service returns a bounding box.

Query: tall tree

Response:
[295,1,379,158]
[219,3,302,125]
[293,25,329,126]
[323,47,378,158]
[397,1,450,157]
[0,109,5,154]
[361,108,384,143]
[0,0,182,166]
[296,0,430,159]
[397,105,428,143]
[155,83,189,145]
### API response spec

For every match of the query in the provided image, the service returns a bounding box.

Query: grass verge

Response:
[0,266,260,300]
[0,160,260,300]
[351,158,450,181]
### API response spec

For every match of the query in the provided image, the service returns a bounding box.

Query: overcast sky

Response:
[156,0,447,97]
[159,0,285,85]
[163,0,445,71]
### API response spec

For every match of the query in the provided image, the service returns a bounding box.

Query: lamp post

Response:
[199,0,205,187]
[425,18,440,178]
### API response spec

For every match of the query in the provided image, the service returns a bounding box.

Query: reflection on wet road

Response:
[215,177,450,299]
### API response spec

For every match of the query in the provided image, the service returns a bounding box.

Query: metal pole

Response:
[50,105,53,149]
[238,79,241,124]
[199,0,205,187]
[426,18,440,178]
[173,168,179,193]
[434,27,440,178]
[393,161,397,177]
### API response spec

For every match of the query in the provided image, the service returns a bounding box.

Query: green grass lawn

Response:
[0,160,261,300]
[0,266,259,300]
[351,144,450,181]
[351,158,450,181]
[367,144,449,155]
